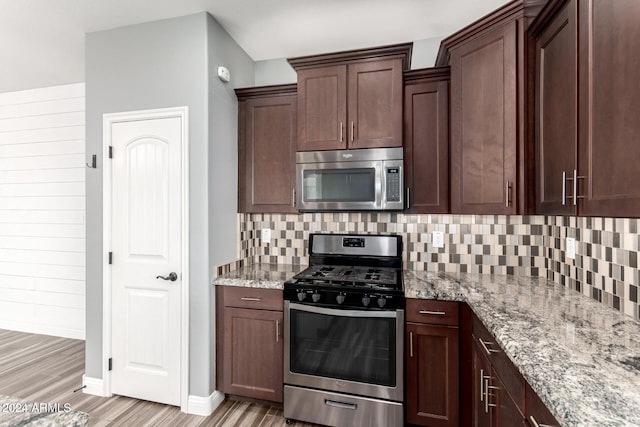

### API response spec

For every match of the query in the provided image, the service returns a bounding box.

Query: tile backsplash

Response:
[232,213,640,320]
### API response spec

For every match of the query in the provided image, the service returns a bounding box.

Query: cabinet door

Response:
[348,59,403,149]
[450,21,518,214]
[491,368,525,427]
[535,0,577,215]
[471,338,492,427]
[297,65,347,151]
[222,307,283,402]
[404,79,450,213]
[578,0,640,217]
[238,94,297,213]
[406,323,459,427]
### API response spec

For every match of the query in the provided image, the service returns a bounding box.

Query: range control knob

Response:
[336,294,346,305]
[312,293,321,303]
[362,296,371,307]
[377,297,387,308]
[297,291,306,302]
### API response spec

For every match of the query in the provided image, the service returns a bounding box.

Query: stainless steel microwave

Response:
[295,147,404,211]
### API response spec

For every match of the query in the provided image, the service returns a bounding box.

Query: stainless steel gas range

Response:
[283,233,405,427]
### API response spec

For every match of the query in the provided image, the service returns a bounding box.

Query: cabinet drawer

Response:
[472,316,524,412]
[406,299,459,325]
[220,286,283,311]
[525,382,559,426]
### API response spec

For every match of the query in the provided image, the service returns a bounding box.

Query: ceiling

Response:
[0,0,509,93]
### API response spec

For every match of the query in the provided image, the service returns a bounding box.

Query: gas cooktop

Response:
[284,233,404,309]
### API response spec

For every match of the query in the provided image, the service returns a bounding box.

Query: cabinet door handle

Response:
[275,320,279,342]
[339,122,344,142]
[406,188,411,209]
[505,181,512,208]
[485,382,499,412]
[562,171,567,206]
[573,169,586,206]
[480,368,485,402]
[292,188,296,208]
[419,310,446,315]
[529,415,554,427]
[350,121,355,142]
[478,337,500,355]
[240,297,261,302]
[409,332,414,358]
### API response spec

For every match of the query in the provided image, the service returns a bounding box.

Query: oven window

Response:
[303,168,375,202]
[289,308,396,387]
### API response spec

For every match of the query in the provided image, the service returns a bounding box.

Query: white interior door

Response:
[110,115,182,406]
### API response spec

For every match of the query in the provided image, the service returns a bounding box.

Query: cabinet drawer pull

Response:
[419,310,446,316]
[240,297,261,302]
[324,399,357,410]
[529,416,554,427]
[478,337,500,355]
[409,332,414,358]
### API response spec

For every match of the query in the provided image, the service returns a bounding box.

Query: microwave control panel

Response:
[386,167,401,202]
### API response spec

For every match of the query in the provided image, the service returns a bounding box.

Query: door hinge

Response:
[108,358,112,371]
[108,146,113,159]
[108,252,113,265]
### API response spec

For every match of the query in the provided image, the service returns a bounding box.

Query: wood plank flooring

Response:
[0,329,318,426]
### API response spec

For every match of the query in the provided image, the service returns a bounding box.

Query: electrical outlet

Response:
[566,237,576,259]
[433,231,445,249]
[262,228,271,245]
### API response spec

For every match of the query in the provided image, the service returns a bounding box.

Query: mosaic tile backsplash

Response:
[230,213,640,320]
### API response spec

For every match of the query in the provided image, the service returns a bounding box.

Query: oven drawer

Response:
[220,286,283,310]
[406,299,459,325]
[284,385,403,427]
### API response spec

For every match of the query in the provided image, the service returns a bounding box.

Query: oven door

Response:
[284,301,404,402]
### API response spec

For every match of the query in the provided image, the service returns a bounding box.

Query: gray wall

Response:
[205,14,254,392]
[253,36,445,86]
[85,12,252,398]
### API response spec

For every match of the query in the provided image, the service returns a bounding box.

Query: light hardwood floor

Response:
[0,329,318,426]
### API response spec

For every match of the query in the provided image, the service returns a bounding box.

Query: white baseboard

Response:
[82,375,110,397]
[0,320,84,340]
[186,391,225,416]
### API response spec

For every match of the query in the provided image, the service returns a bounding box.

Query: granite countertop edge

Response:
[213,264,640,427]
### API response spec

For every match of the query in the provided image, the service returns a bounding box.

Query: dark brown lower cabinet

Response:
[216,286,284,403]
[406,300,459,427]
[464,303,559,427]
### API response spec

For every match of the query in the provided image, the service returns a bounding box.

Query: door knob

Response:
[156,272,178,281]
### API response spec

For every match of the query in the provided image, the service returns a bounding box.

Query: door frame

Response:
[102,106,189,411]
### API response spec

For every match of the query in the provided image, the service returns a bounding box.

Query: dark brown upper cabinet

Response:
[437,0,544,215]
[533,0,577,215]
[531,0,640,217]
[289,43,412,151]
[404,67,450,214]
[236,84,297,213]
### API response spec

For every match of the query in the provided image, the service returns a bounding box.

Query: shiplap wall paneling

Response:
[0,83,86,339]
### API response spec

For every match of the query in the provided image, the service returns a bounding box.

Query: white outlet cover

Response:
[566,237,576,259]
[433,231,445,249]
[262,228,271,244]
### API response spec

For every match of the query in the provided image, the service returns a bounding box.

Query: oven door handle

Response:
[288,302,400,318]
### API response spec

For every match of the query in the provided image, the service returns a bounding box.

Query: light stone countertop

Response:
[405,271,640,427]
[213,265,640,426]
